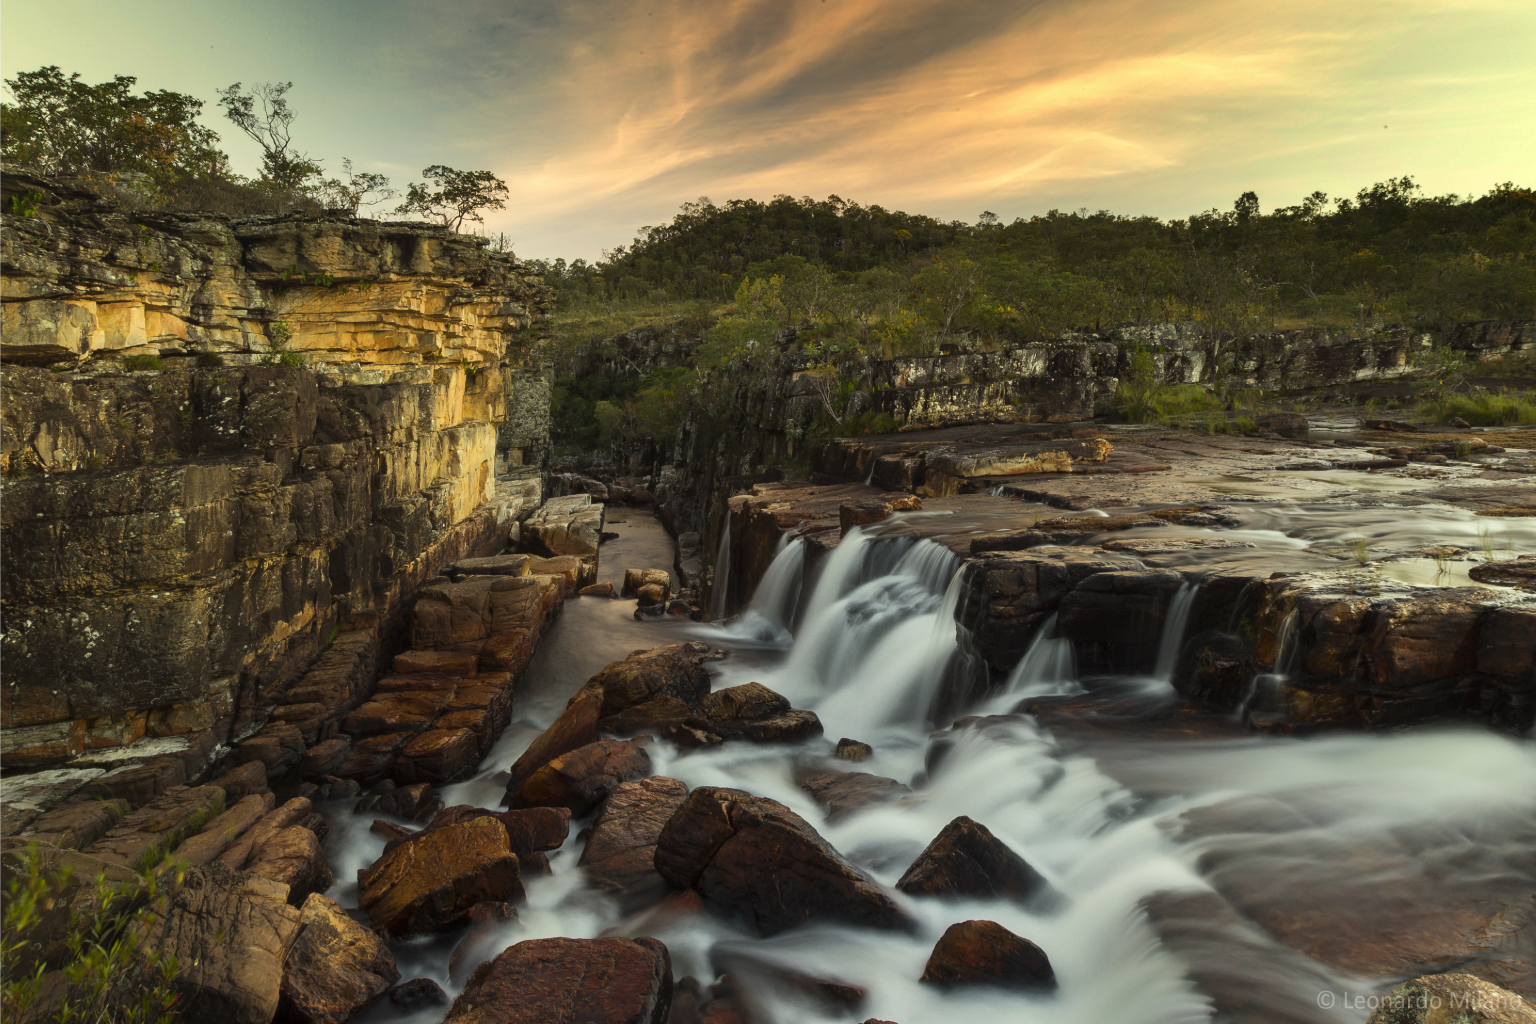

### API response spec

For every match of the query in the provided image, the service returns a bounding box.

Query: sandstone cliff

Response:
[1,170,556,773]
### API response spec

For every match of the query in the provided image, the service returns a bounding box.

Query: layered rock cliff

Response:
[1,170,556,773]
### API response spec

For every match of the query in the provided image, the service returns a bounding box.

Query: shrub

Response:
[1,843,182,1024]
[123,355,162,372]
[1418,390,1536,426]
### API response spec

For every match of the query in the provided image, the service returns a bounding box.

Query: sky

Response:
[4,0,1534,262]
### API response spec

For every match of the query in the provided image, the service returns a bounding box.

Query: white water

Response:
[1154,582,1198,682]
[327,516,1536,1024]
[707,515,733,621]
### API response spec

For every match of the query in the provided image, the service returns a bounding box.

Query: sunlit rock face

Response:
[0,169,555,773]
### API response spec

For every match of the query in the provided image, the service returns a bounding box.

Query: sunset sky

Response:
[5,0,1533,261]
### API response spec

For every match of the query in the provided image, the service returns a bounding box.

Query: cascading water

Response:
[713,537,806,646]
[1153,581,1198,682]
[707,515,733,620]
[329,513,1536,1024]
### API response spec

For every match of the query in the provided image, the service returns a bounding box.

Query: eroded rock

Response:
[579,776,689,913]
[920,919,1056,991]
[896,816,1052,905]
[444,936,672,1024]
[358,816,523,937]
[277,893,398,1024]
[510,738,652,816]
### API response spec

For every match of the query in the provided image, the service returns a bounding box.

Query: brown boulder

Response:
[1469,554,1536,592]
[444,936,672,1024]
[299,738,350,779]
[896,816,1052,905]
[208,760,270,800]
[698,682,823,743]
[393,727,481,785]
[580,581,618,598]
[219,798,316,871]
[396,805,572,858]
[621,569,672,600]
[920,919,1056,991]
[359,817,524,937]
[579,777,689,912]
[835,738,873,762]
[142,863,305,1024]
[582,645,712,719]
[1366,974,1535,1024]
[636,583,667,607]
[504,687,602,800]
[245,826,334,905]
[653,786,911,936]
[175,793,276,867]
[354,781,444,822]
[839,494,921,535]
[334,731,416,784]
[798,771,909,823]
[510,738,652,816]
[20,797,132,851]
[277,893,399,1024]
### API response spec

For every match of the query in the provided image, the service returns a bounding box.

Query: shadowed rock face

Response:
[509,738,652,816]
[278,893,399,1024]
[445,936,673,1024]
[921,919,1057,991]
[579,777,689,914]
[654,785,912,937]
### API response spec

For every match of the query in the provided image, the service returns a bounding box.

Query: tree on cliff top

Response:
[1,66,226,195]
[216,81,321,191]
[395,165,509,231]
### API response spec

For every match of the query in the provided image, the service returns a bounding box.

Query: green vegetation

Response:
[1417,389,1536,426]
[123,355,163,372]
[1,844,182,1024]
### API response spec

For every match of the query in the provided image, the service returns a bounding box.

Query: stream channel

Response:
[324,505,1536,1024]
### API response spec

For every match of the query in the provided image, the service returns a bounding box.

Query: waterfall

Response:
[707,514,732,620]
[712,537,806,646]
[1153,581,1198,682]
[1007,614,1078,694]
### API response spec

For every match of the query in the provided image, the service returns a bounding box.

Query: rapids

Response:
[326,510,1536,1024]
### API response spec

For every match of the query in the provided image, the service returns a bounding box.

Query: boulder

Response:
[896,816,1052,904]
[798,771,909,824]
[342,689,455,737]
[245,826,334,905]
[653,786,911,936]
[388,978,451,1010]
[358,816,524,937]
[1365,974,1535,1024]
[398,805,572,859]
[85,784,226,868]
[580,582,617,598]
[698,682,823,743]
[839,494,922,535]
[920,919,1056,991]
[354,781,444,822]
[1469,554,1536,592]
[636,583,667,607]
[392,727,481,784]
[277,893,399,1024]
[579,777,689,913]
[621,569,672,600]
[523,494,605,558]
[209,761,271,800]
[142,863,304,1024]
[299,738,350,780]
[835,738,873,762]
[582,644,712,719]
[504,687,603,800]
[510,738,652,816]
[334,732,416,784]
[448,902,520,985]
[443,936,672,1024]
[218,798,316,871]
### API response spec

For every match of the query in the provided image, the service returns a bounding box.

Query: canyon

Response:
[2,172,1533,1024]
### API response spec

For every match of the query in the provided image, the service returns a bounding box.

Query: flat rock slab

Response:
[798,771,910,823]
[85,784,225,868]
[359,816,523,937]
[444,936,672,1024]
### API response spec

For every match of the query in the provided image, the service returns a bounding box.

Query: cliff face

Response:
[0,171,556,771]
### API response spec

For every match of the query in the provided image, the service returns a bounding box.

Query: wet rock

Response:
[372,819,418,845]
[798,771,909,823]
[1365,974,1535,1023]
[839,494,922,535]
[1449,416,1472,428]
[245,825,334,905]
[582,644,712,719]
[636,583,667,607]
[388,978,450,1010]
[443,936,672,1024]
[709,948,868,1016]
[448,902,521,984]
[402,805,572,858]
[277,892,399,1024]
[528,554,590,590]
[1359,587,1493,688]
[504,687,602,800]
[510,738,652,816]
[920,919,1056,991]
[142,863,304,1024]
[835,738,873,762]
[85,784,225,868]
[581,581,618,598]
[334,731,416,784]
[1468,554,1536,592]
[579,777,689,913]
[342,688,455,738]
[355,781,444,822]
[896,816,1052,904]
[622,568,672,600]
[358,816,524,937]
[654,786,911,936]
[699,682,824,744]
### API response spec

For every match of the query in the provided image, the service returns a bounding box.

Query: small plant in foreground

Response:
[1345,536,1370,565]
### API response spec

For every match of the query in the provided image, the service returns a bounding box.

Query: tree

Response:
[316,158,395,214]
[216,81,320,190]
[394,165,509,231]
[1,66,225,193]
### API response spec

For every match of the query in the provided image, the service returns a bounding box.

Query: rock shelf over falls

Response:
[3,172,1536,1024]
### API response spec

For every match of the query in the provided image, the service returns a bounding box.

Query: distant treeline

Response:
[527,180,1535,340]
